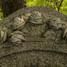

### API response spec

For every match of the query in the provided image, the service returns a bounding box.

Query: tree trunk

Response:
[1,0,26,17]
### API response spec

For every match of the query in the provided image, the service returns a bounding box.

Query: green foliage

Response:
[26,0,67,15]
[60,0,67,15]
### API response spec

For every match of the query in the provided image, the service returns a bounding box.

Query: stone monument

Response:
[0,7,67,67]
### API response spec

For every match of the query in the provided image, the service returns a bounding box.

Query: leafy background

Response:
[0,0,67,20]
[26,0,67,15]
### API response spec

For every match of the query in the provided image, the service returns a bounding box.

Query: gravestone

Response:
[0,7,67,67]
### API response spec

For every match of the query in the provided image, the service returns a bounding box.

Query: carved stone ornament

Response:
[0,7,67,67]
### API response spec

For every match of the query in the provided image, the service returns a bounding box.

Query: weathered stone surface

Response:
[0,7,67,67]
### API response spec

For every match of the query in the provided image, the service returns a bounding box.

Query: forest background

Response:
[0,0,67,20]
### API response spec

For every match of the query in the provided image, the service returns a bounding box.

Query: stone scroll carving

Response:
[0,9,67,45]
